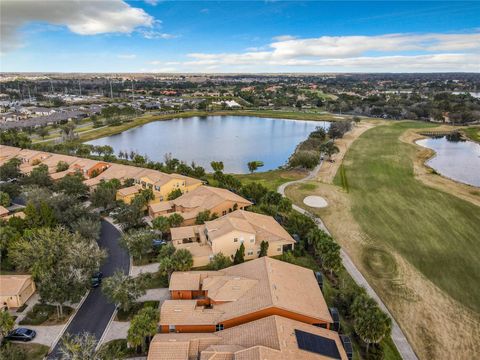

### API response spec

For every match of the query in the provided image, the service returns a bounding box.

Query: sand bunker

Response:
[303,195,328,208]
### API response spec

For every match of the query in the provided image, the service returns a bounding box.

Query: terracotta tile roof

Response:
[149,316,348,360]
[169,272,201,291]
[163,257,332,326]
[149,201,174,213]
[160,300,224,326]
[0,205,9,216]
[117,185,140,197]
[0,275,33,296]
[174,186,251,211]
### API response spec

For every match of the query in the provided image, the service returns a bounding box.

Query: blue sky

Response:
[1,1,479,72]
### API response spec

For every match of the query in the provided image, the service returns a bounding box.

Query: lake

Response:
[416,136,480,187]
[86,115,329,173]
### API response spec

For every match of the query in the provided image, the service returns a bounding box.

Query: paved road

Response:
[48,220,129,359]
[278,163,419,360]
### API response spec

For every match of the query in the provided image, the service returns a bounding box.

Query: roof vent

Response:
[174,309,182,312]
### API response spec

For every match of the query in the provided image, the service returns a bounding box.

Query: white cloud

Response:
[117,54,137,59]
[144,0,160,5]
[139,31,177,40]
[181,32,480,72]
[1,0,154,52]
[272,35,296,41]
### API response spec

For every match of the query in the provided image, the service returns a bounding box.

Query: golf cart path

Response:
[277,163,418,360]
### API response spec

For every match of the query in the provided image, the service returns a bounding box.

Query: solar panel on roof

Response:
[295,329,341,359]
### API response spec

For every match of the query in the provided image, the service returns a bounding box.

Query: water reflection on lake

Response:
[416,136,480,187]
[86,115,329,173]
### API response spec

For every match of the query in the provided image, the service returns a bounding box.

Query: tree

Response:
[59,332,98,360]
[0,310,15,338]
[195,210,212,225]
[10,227,106,317]
[71,217,101,242]
[320,141,340,161]
[113,202,145,230]
[90,179,120,210]
[56,161,70,172]
[22,164,52,188]
[233,243,245,264]
[288,150,319,169]
[285,212,317,240]
[351,294,392,353]
[308,228,342,274]
[210,161,224,173]
[0,191,11,207]
[247,161,258,173]
[120,229,156,261]
[102,271,146,312]
[0,158,22,181]
[168,213,184,228]
[127,306,159,353]
[152,216,170,234]
[158,247,193,279]
[259,240,269,257]
[167,188,183,200]
[207,252,232,270]
[24,201,57,229]
[56,173,89,198]
[36,127,49,139]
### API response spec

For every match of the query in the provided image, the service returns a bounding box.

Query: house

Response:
[0,275,36,309]
[0,205,9,218]
[149,315,349,360]
[171,210,295,267]
[116,169,202,205]
[148,186,252,224]
[160,257,332,333]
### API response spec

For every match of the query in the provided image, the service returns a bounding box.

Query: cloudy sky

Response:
[1,0,479,73]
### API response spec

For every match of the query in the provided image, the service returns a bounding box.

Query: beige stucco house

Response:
[0,275,36,309]
[148,186,252,224]
[171,210,295,267]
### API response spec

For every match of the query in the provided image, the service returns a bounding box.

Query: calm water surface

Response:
[86,116,328,173]
[416,136,480,187]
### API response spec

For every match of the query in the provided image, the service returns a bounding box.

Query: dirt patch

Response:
[317,120,381,183]
[400,129,480,207]
[286,182,480,360]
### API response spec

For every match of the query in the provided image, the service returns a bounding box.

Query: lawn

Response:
[5,343,50,360]
[19,304,74,325]
[116,301,160,322]
[462,125,480,143]
[334,121,480,313]
[231,169,307,191]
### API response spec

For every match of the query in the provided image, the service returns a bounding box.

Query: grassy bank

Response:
[230,169,307,191]
[462,125,480,143]
[69,109,348,143]
[334,121,480,313]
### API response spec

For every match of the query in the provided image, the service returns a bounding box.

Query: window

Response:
[257,250,261,254]
[216,324,224,331]
[250,238,254,243]
[222,211,227,216]
[277,247,281,252]
[154,185,160,191]
[169,325,176,333]
[247,250,254,256]
[233,238,238,242]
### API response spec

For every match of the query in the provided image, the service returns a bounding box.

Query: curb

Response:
[48,290,90,354]
[96,306,119,350]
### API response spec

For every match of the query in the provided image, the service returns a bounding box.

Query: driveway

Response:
[47,220,129,358]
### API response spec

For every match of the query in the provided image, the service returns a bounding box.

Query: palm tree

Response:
[59,332,98,360]
[127,307,159,354]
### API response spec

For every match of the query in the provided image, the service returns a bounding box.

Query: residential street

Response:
[47,220,129,359]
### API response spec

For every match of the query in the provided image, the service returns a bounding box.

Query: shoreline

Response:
[71,109,353,143]
[400,129,480,207]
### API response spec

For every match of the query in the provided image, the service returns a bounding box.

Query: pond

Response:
[416,136,480,187]
[86,115,329,173]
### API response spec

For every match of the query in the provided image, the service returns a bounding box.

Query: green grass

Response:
[19,304,74,325]
[462,126,480,143]
[229,169,307,191]
[6,343,50,360]
[115,301,160,322]
[335,121,480,313]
